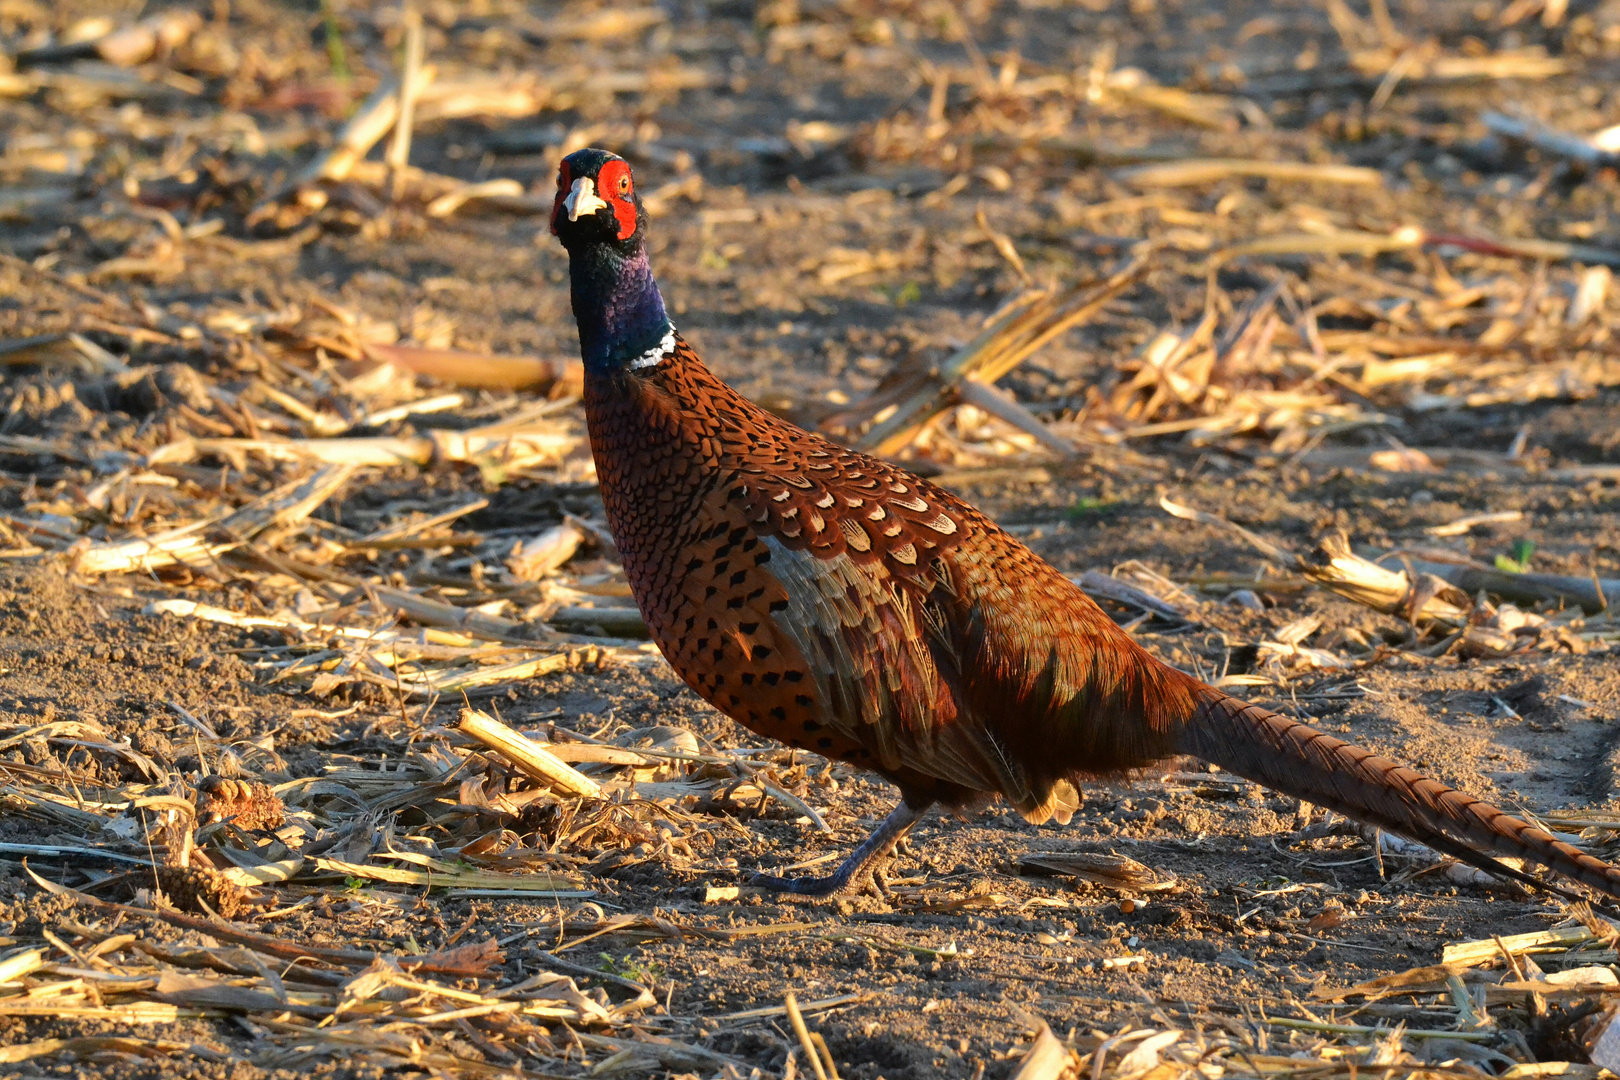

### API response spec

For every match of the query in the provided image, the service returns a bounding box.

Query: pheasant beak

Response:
[564,176,609,222]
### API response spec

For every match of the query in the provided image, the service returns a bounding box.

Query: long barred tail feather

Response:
[1178,688,1620,902]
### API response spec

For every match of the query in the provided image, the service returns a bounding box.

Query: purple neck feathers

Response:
[568,241,672,374]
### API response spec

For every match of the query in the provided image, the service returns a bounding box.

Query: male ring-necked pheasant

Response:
[551,147,1620,900]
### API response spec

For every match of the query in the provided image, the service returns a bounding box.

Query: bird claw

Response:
[746,801,926,900]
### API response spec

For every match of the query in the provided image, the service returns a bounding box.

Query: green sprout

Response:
[599,952,665,983]
[322,0,352,83]
[1066,496,1121,521]
[1495,539,1535,574]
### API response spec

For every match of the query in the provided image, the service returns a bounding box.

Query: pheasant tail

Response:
[1178,687,1620,898]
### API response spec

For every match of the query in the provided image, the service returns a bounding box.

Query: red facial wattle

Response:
[594,159,639,240]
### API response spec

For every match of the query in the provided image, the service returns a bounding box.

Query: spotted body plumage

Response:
[553,147,1620,900]
[588,338,1192,823]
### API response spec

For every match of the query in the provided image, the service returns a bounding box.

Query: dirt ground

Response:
[2,0,1620,1077]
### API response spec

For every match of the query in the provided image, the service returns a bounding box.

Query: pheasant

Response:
[551,147,1620,900]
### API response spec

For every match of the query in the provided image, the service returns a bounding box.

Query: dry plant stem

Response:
[1393,557,1620,615]
[359,345,582,393]
[1306,534,1471,624]
[203,598,442,648]
[315,592,473,641]
[454,708,603,798]
[810,1034,840,1080]
[1442,925,1597,966]
[314,855,584,893]
[1119,159,1383,188]
[506,521,586,580]
[294,80,398,189]
[1482,111,1620,172]
[413,650,586,697]
[0,949,43,982]
[0,1038,221,1067]
[1265,1016,1494,1042]
[1425,510,1524,537]
[547,605,648,636]
[573,1032,748,1074]
[240,546,544,644]
[1423,231,1620,268]
[1075,570,1188,620]
[976,208,1034,286]
[1010,1022,1072,1080]
[364,583,542,643]
[753,778,833,833]
[25,870,500,977]
[388,2,426,202]
[713,994,866,1023]
[954,379,1079,456]
[525,952,659,1021]
[360,497,488,543]
[249,1022,543,1077]
[355,393,466,430]
[1214,226,1422,265]
[785,993,831,1080]
[303,68,428,187]
[146,598,599,697]
[849,251,1152,455]
[73,464,355,575]
[1160,497,1471,626]
[425,179,527,218]
[149,424,576,469]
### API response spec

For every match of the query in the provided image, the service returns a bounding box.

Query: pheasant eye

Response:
[618,174,631,195]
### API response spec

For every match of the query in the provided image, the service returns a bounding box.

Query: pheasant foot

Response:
[750,799,927,897]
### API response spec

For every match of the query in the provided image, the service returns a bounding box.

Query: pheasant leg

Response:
[751,799,928,897]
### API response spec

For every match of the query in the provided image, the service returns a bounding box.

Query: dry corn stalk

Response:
[548,605,648,636]
[1160,497,1472,626]
[363,342,583,394]
[1018,850,1178,891]
[1118,159,1383,188]
[73,465,355,576]
[455,709,603,798]
[146,426,575,470]
[314,855,587,895]
[289,70,436,193]
[414,650,595,698]
[507,521,588,581]
[235,546,548,644]
[1074,570,1188,621]
[1398,556,1620,616]
[829,250,1152,456]
[1008,1022,1074,1080]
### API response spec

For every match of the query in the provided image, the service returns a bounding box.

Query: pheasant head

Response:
[551,149,673,375]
